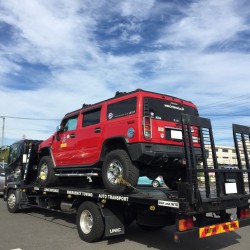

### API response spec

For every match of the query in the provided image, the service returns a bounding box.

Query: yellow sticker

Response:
[60,143,67,148]
[199,220,239,238]
[220,220,239,233]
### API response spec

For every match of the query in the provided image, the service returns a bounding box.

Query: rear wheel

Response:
[102,149,139,194]
[37,156,58,186]
[77,201,104,242]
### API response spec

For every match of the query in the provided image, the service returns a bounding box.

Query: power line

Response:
[200,94,250,111]
[202,114,250,117]
[0,115,60,121]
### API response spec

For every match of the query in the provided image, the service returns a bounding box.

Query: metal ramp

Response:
[233,124,250,195]
[180,114,250,206]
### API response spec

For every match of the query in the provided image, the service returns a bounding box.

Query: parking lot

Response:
[1,198,250,250]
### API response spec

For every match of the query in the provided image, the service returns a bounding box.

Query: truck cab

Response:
[5,140,42,184]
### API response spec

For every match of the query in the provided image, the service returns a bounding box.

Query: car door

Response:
[52,115,79,166]
[74,106,103,165]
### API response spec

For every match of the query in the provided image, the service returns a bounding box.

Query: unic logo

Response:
[110,228,122,234]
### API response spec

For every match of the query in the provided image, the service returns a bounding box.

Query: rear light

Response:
[143,116,152,139]
[178,217,194,232]
[239,208,250,219]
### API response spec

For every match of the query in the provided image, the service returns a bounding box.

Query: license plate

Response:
[199,220,239,238]
[225,182,237,194]
[171,130,182,140]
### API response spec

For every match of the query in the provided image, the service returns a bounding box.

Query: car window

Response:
[63,116,78,132]
[82,108,101,127]
[107,97,137,120]
[144,97,198,123]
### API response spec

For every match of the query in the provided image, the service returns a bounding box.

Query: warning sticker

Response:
[199,220,239,238]
[220,221,239,233]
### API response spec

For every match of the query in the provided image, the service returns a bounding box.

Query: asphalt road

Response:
[0,198,250,250]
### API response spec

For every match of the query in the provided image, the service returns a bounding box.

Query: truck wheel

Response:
[77,201,104,243]
[7,189,19,213]
[102,149,139,194]
[37,156,58,187]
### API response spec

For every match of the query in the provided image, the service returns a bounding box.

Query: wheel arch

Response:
[39,146,56,167]
[100,137,129,161]
[39,146,50,158]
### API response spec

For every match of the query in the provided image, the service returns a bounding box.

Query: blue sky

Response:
[0,0,250,146]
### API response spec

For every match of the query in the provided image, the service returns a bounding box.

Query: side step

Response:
[55,173,99,177]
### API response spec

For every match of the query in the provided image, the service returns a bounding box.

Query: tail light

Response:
[143,116,152,139]
[239,208,250,219]
[178,217,194,232]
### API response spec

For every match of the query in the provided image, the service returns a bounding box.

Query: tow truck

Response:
[3,114,250,243]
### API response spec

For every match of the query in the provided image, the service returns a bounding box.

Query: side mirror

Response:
[56,125,63,132]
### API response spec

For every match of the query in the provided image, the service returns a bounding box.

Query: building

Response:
[205,145,247,167]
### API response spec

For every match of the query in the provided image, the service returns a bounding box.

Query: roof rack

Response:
[115,91,127,97]
[82,103,92,108]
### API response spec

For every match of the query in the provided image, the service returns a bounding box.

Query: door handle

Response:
[70,133,75,138]
[95,127,101,133]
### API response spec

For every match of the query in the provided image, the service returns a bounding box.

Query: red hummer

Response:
[38,89,199,193]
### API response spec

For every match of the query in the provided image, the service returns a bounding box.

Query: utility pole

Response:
[1,116,5,147]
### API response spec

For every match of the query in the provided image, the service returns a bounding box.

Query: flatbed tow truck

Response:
[3,114,250,243]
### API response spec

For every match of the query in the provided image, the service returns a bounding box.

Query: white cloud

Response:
[0,0,249,146]
[121,0,155,19]
[158,0,248,50]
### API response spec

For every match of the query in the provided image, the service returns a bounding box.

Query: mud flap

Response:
[102,208,125,237]
[15,189,29,209]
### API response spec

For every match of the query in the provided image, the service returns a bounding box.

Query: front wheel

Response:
[102,149,139,194]
[77,201,104,243]
[37,156,58,186]
[7,189,19,213]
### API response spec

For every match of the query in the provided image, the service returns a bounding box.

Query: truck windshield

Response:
[144,97,198,123]
[8,144,20,164]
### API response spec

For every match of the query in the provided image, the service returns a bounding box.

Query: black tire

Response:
[163,177,178,190]
[77,201,104,243]
[102,149,139,194]
[37,156,58,187]
[7,189,19,213]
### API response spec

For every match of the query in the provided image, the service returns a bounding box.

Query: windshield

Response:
[8,143,21,164]
[144,97,198,123]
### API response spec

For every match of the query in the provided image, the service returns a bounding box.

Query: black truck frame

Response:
[4,115,250,243]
